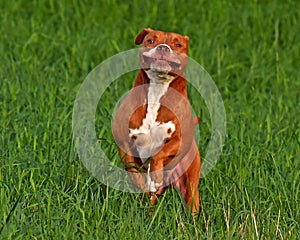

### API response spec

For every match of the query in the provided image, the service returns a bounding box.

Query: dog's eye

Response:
[175,43,182,48]
[147,39,155,44]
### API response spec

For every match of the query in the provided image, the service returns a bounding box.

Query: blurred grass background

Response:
[0,0,299,239]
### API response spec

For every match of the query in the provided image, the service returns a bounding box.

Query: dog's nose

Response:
[156,44,172,54]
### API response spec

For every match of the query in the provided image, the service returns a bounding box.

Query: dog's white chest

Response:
[129,80,175,161]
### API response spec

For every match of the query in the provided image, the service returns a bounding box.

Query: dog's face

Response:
[135,28,189,76]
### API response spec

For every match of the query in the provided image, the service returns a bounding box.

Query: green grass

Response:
[1,0,299,239]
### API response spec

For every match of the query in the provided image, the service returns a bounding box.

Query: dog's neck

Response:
[139,69,173,130]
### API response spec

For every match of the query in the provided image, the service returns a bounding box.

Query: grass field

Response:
[1,0,299,239]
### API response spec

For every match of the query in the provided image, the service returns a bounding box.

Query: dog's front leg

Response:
[148,136,181,190]
[119,149,147,192]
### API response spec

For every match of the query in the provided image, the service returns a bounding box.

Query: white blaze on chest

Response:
[142,82,169,129]
[129,76,175,161]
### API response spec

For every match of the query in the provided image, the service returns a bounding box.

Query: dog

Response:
[112,28,201,213]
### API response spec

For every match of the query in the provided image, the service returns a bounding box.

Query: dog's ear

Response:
[183,36,189,41]
[135,28,153,45]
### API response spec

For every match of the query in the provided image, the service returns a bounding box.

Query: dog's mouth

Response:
[142,52,181,73]
[143,54,181,68]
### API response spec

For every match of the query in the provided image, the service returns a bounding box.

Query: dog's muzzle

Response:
[142,44,181,73]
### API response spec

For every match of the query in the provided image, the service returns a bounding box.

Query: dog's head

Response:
[135,28,189,77]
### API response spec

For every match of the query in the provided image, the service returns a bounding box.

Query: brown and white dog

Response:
[112,28,201,213]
